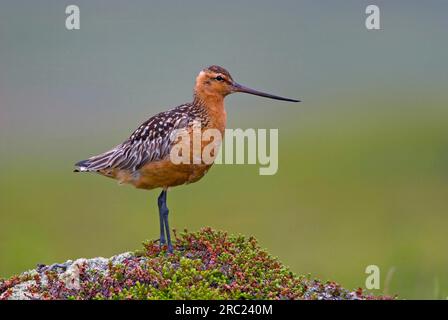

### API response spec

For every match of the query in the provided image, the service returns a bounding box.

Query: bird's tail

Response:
[74,148,118,173]
[73,159,93,172]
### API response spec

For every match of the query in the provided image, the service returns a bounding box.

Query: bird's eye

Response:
[215,75,225,81]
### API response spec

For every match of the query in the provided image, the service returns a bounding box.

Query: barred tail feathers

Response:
[73,147,119,173]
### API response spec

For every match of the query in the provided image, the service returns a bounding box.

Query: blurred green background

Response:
[1,0,447,299]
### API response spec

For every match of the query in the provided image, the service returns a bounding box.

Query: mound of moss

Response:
[0,228,391,300]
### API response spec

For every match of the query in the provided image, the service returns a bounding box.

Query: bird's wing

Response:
[74,105,197,173]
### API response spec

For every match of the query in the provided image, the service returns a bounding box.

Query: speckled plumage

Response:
[75,103,210,175]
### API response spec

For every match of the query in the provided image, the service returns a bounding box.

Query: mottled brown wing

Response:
[74,105,200,173]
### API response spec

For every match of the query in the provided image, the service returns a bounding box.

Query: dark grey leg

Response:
[157,191,166,247]
[158,190,173,253]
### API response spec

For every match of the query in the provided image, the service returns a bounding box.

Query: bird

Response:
[74,65,300,252]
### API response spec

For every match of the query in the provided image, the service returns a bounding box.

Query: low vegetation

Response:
[0,228,392,300]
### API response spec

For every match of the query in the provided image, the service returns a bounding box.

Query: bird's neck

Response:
[193,91,227,133]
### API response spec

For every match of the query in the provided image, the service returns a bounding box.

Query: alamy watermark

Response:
[365,5,381,30]
[365,265,381,290]
[66,4,382,32]
[169,121,279,176]
[65,5,80,30]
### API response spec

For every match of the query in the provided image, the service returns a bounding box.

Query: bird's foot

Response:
[156,239,173,254]
[158,243,173,254]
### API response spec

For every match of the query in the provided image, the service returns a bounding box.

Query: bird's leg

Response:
[157,191,166,247]
[158,189,173,253]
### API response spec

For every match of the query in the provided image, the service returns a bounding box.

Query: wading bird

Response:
[74,65,299,252]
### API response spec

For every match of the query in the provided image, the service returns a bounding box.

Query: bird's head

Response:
[194,65,300,103]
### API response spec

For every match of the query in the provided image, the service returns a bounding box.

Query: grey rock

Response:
[0,252,135,300]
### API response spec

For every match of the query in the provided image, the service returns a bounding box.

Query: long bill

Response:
[231,82,300,102]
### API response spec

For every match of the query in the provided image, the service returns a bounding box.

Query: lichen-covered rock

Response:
[0,228,392,300]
